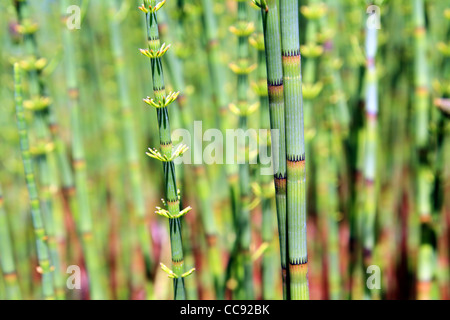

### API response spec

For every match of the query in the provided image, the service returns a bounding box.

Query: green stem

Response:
[257,0,288,299]
[413,0,436,300]
[108,0,154,287]
[14,64,55,300]
[61,0,107,300]
[0,184,22,300]
[279,0,309,300]
[141,0,189,300]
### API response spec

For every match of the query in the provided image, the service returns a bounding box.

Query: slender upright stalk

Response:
[139,0,193,300]
[300,0,324,129]
[280,0,309,300]
[362,13,379,299]
[251,9,277,300]
[255,0,288,299]
[413,0,436,300]
[61,0,106,300]
[159,10,223,299]
[325,123,342,300]
[201,0,228,126]
[0,184,22,300]
[108,0,154,286]
[14,63,55,300]
[230,0,255,300]
[14,0,65,299]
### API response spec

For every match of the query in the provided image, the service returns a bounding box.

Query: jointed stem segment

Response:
[140,0,193,300]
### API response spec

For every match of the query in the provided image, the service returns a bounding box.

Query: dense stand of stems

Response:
[232,0,254,300]
[14,0,66,299]
[61,0,106,300]
[14,63,55,299]
[159,10,224,300]
[108,0,154,289]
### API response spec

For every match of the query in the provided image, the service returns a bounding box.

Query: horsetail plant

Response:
[413,0,437,300]
[253,0,288,299]
[158,10,224,300]
[300,0,325,130]
[61,0,107,300]
[280,0,309,300]
[139,0,194,300]
[201,1,244,299]
[0,184,22,300]
[14,63,55,300]
[107,0,154,290]
[159,8,200,301]
[229,0,257,300]
[201,0,229,127]
[250,8,277,300]
[14,0,66,299]
[362,9,378,299]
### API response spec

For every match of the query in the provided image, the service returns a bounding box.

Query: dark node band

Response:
[287,153,305,162]
[268,79,283,87]
[154,85,165,91]
[282,49,300,57]
[290,257,308,266]
[147,35,160,41]
[274,172,287,180]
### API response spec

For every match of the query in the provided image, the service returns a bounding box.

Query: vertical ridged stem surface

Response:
[280,0,309,300]
[142,0,187,300]
[413,0,435,300]
[258,0,288,299]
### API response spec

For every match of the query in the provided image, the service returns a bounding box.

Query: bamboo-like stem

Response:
[159,10,224,300]
[433,8,450,301]
[320,0,349,136]
[279,0,309,300]
[14,63,55,300]
[201,0,228,127]
[317,1,346,299]
[345,2,367,299]
[362,14,378,299]
[251,9,277,300]
[413,0,436,300]
[61,0,107,300]
[201,0,242,299]
[108,0,154,288]
[0,184,22,300]
[325,124,342,300]
[255,0,288,299]
[164,4,200,301]
[203,0,240,248]
[230,0,255,300]
[14,0,66,299]
[300,0,324,130]
[140,0,191,300]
